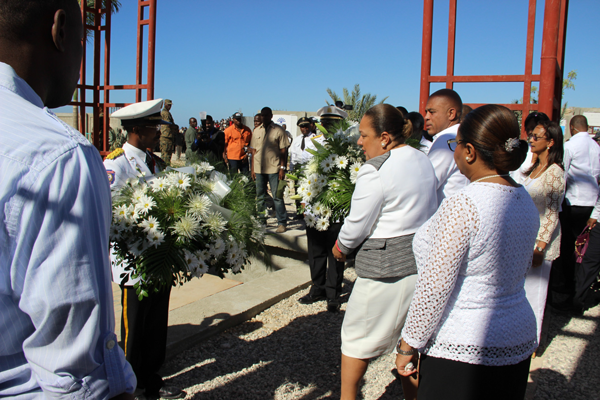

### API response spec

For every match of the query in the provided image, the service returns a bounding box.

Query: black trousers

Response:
[120,285,171,394]
[550,203,593,297]
[306,223,345,300]
[418,355,531,400]
[574,223,600,309]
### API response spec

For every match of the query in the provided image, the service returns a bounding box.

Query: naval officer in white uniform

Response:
[104,99,185,400]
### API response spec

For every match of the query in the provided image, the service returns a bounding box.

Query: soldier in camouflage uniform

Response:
[160,99,175,165]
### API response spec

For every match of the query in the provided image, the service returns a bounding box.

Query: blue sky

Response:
[56,0,600,125]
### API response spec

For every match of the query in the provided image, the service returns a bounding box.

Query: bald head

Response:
[424,89,463,135]
[0,0,83,108]
[570,115,588,133]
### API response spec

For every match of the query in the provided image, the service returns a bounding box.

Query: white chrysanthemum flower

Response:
[317,175,328,187]
[320,157,334,173]
[135,194,156,215]
[126,177,140,187]
[209,237,226,257]
[350,170,359,184]
[132,188,146,202]
[150,177,168,192]
[172,213,201,240]
[205,211,226,234]
[330,181,341,190]
[195,161,215,174]
[197,178,215,193]
[321,207,332,219]
[196,249,210,262]
[183,249,201,271]
[304,214,316,228]
[125,205,140,222]
[316,217,330,231]
[312,202,323,216]
[147,229,165,247]
[350,162,362,173]
[188,194,211,218]
[334,155,349,169]
[138,216,160,233]
[191,258,209,278]
[231,259,243,273]
[226,237,240,253]
[114,204,128,221]
[306,158,319,175]
[283,185,290,198]
[226,250,240,265]
[302,188,315,202]
[120,219,135,232]
[109,225,122,241]
[169,172,191,190]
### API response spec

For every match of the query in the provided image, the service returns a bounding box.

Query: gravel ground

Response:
[158,276,600,400]
[160,267,407,400]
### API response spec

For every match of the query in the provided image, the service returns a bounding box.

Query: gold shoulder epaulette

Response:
[106,148,124,160]
[313,134,323,139]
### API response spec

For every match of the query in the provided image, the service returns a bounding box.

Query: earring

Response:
[381,143,385,147]
[466,157,470,161]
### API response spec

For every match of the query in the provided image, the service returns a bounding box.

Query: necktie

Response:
[145,152,154,173]
[301,136,306,151]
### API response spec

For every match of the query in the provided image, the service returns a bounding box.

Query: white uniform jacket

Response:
[289,132,326,171]
[104,142,164,285]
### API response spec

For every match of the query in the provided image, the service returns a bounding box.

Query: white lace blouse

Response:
[521,163,565,261]
[401,183,540,366]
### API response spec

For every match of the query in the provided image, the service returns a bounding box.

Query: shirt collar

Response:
[0,61,44,109]
[123,142,148,160]
[432,123,460,142]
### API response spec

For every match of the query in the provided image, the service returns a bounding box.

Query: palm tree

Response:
[73,0,121,131]
[326,84,388,122]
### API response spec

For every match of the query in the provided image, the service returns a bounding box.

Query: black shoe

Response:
[327,299,340,313]
[298,293,326,304]
[149,386,185,399]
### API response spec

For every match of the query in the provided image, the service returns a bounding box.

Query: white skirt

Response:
[524,259,552,345]
[341,274,417,359]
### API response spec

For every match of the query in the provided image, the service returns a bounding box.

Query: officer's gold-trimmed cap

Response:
[111,99,173,128]
[316,105,348,120]
[297,117,311,127]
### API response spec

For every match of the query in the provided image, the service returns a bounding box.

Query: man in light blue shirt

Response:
[0,0,136,398]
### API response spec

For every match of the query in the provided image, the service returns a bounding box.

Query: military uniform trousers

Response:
[306,223,345,300]
[160,137,174,165]
[120,284,171,394]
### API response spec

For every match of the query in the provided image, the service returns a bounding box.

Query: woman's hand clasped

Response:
[395,353,418,377]
[331,244,346,262]
[532,248,544,268]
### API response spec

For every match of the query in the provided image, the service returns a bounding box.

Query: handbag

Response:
[575,226,592,263]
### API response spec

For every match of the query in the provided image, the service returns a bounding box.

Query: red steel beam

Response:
[539,0,561,121]
[428,74,542,83]
[419,0,434,116]
[446,0,457,89]
[147,0,157,100]
[103,0,112,155]
[521,0,537,136]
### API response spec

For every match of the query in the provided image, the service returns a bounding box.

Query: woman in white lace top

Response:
[520,121,565,348]
[395,105,540,400]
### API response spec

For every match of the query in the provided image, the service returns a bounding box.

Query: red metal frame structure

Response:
[71,0,157,157]
[419,0,569,134]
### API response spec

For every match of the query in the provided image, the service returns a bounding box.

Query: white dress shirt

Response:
[563,131,600,206]
[0,62,136,398]
[289,132,325,171]
[427,124,469,204]
[419,136,433,155]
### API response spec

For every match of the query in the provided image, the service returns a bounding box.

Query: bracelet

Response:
[396,342,417,356]
[335,240,342,253]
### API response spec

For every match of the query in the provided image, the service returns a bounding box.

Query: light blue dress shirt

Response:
[0,62,136,398]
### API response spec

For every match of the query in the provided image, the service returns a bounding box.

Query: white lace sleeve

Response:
[401,193,480,349]
[537,165,565,244]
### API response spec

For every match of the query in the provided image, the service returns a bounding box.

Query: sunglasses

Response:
[447,138,466,152]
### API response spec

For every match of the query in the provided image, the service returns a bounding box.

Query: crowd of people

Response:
[3,1,600,399]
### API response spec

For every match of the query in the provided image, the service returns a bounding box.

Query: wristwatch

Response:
[279,166,286,170]
[535,246,545,253]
